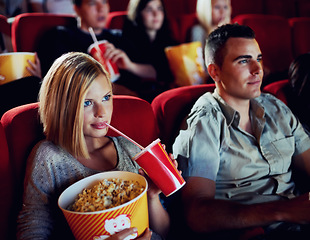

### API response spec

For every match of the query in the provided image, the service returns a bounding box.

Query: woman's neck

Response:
[146,29,157,42]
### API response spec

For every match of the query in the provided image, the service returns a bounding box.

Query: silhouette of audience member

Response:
[286,52,310,134]
[190,0,231,49]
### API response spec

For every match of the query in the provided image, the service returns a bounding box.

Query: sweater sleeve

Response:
[17,142,78,240]
[17,143,58,239]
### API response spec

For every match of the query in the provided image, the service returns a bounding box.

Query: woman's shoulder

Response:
[29,140,72,165]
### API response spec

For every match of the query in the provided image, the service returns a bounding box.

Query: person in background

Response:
[37,0,157,99]
[171,24,310,239]
[286,52,310,134]
[121,0,178,102]
[190,0,231,50]
[17,52,174,240]
[29,0,75,14]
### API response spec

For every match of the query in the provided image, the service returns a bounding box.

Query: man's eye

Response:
[239,59,248,64]
[84,100,92,107]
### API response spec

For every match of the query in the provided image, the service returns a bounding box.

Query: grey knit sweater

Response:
[17,137,143,240]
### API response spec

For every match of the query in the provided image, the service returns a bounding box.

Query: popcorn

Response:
[69,178,145,212]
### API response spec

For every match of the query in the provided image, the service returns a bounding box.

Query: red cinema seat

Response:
[106,11,128,30]
[11,13,76,52]
[289,17,310,58]
[151,84,215,152]
[230,0,264,18]
[109,0,129,12]
[0,95,158,238]
[262,79,289,105]
[0,14,11,37]
[264,0,296,18]
[178,13,199,43]
[0,122,11,240]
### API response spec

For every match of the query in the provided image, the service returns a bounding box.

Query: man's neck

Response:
[219,92,253,134]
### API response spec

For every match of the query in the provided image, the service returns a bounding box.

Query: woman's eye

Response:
[103,94,112,102]
[84,100,92,107]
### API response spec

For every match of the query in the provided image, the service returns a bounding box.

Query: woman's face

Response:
[74,0,110,33]
[212,0,230,26]
[83,74,113,140]
[141,0,164,32]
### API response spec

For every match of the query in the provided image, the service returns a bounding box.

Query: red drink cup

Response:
[132,139,186,196]
[88,40,120,82]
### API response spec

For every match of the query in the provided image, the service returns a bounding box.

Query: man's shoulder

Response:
[257,92,288,108]
[193,91,220,111]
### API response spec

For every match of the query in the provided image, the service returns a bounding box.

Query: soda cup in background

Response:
[0,52,35,85]
[88,40,120,82]
[132,139,186,196]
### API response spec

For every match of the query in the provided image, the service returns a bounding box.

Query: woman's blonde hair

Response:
[39,52,111,159]
[196,0,231,34]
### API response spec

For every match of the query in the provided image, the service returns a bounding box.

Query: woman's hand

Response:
[103,41,156,78]
[103,42,133,71]
[106,227,152,240]
[26,53,42,78]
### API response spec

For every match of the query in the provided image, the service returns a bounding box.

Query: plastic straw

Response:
[105,122,144,150]
[88,27,104,62]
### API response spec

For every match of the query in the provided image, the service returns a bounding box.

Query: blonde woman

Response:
[17,52,171,240]
[191,0,231,48]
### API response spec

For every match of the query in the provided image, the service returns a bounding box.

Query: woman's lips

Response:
[91,122,107,129]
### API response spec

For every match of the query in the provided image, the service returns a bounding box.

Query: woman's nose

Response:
[94,103,106,118]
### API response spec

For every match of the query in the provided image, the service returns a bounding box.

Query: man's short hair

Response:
[72,0,82,6]
[205,23,256,67]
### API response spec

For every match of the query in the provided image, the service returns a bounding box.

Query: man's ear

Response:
[207,64,220,82]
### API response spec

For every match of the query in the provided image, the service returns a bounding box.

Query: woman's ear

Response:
[207,63,220,82]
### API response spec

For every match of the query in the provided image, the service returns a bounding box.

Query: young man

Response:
[172,24,310,239]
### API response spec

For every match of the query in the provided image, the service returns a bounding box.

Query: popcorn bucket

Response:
[133,139,186,197]
[88,40,120,82]
[58,171,148,240]
[0,52,35,85]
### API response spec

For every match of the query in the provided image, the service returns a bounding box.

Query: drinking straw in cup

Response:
[105,123,186,196]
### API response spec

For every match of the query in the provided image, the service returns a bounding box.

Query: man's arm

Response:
[182,176,310,233]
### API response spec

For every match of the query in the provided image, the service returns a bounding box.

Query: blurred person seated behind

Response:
[286,52,310,134]
[122,0,178,102]
[171,24,310,240]
[190,0,231,49]
[37,0,158,99]
[29,0,74,14]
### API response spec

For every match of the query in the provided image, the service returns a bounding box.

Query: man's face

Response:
[75,0,110,33]
[213,37,264,104]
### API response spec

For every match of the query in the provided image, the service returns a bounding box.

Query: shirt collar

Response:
[212,89,265,127]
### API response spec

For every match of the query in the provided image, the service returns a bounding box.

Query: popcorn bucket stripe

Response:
[81,214,106,240]
[65,212,84,230]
